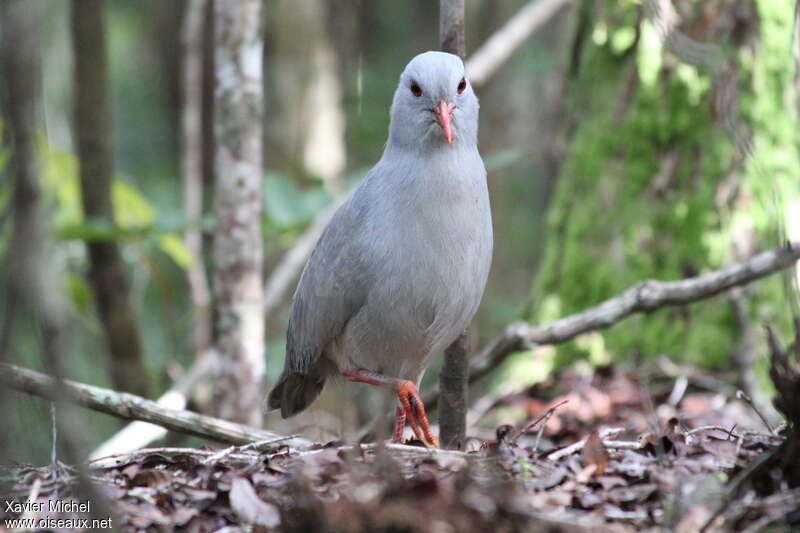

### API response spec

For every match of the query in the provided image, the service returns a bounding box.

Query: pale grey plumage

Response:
[267,51,493,418]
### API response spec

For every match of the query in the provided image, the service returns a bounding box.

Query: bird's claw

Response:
[395,380,438,448]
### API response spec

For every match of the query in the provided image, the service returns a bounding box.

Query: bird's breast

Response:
[374,170,492,350]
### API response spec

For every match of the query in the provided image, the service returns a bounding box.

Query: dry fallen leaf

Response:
[229,477,280,528]
[130,469,170,489]
[674,504,714,533]
[581,430,610,476]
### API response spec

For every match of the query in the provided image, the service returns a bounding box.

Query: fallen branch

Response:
[0,363,312,449]
[425,242,800,409]
[89,446,265,470]
[89,441,470,472]
[89,356,215,459]
[466,0,571,87]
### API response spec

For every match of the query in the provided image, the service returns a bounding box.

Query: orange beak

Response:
[433,100,454,144]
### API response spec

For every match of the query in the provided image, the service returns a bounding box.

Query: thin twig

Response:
[685,425,742,440]
[532,413,551,452]
[202,435,298,464]
[50,402,57,464]
[510,399,569,444]
[736,390,775,434]
[603,440,643,451]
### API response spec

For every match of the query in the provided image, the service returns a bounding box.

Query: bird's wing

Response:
[282,189,374,377]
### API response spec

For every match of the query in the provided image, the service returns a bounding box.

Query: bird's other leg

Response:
[392,406,406,442]
[395,380,439,447]
[341,368,439,447]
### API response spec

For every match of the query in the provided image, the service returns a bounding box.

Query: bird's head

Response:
[388,51,479,151]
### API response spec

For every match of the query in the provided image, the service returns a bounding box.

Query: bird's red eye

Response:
[410,82,422,97]
[457,77,467,93]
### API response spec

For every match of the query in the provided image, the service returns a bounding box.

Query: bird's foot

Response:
[394,380,439,448]
[341,369,439,447]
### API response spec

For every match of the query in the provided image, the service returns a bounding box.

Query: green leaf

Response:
[610,26,636,55]
[38,139,82,227]
[65,272,92,311]
[263,172,333,230]
[112,179,156,227]
[158,234,193,270]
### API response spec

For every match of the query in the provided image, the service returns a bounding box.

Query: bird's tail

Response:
[266,372,326,418]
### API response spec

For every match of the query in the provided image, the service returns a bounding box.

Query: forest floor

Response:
[1,363,798,532]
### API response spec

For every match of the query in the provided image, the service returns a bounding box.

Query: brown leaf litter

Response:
[1,365,798,532]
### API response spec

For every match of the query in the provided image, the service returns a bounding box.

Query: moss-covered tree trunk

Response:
[529,0,800,372]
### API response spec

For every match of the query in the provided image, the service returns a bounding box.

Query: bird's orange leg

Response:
[392,406,406,442]
[394,380,439,447]
[342,369,439,447]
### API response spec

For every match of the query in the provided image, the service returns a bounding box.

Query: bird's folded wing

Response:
[284,195,374,376]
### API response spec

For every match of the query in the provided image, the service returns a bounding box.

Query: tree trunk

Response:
[182,0,212,360]
[267,0,347,191]
[212,0,265,427]
[1,3,114,516]
[71,0,149,398]
[440,0,465,58]
[438,0,469,450]
[0,0,46,463]
[795,0,800,112]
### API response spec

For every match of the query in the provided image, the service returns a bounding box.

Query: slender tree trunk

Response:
[268,0,346,192]
[440,0,465,58]
[212,0,265,426]
[182,0,212,360]
[1,2,113,517]
[795,1,800,119]
[71,0,149,397]
[438,0,469,450]
[0,0,46,463]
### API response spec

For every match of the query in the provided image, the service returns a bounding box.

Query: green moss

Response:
[526,1,799,372]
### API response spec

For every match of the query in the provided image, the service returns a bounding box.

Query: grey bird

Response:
[267,51,493,447]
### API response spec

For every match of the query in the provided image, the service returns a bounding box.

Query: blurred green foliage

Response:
[262,172,333,233]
